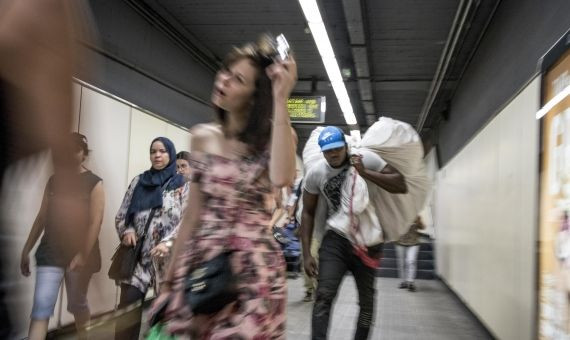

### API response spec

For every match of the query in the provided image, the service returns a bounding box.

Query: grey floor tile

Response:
[286,276,492,340]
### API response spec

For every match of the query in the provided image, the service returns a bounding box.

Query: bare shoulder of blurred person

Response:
[0,0,95,168]
[0,0,95,336]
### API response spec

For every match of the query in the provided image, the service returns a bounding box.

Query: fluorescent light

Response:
[307,23,335,59]
[322,57,343,83]
[299,0,322,23]
[299,0,357,126]
[536,84,570,119]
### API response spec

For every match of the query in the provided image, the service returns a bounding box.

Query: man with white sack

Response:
[300,126,408,340]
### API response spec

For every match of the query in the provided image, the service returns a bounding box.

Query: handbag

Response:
[108,208,156,281]
[185,251,238,314]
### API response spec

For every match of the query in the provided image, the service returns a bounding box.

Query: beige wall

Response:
[435,77,540,340]
[2,81,192,335]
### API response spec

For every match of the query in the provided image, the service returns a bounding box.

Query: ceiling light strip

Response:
[299,0,358,126]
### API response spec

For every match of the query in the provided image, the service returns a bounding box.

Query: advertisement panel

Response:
[538,30,570,339]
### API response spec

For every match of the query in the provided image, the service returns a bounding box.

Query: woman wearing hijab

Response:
[114,137,189,340]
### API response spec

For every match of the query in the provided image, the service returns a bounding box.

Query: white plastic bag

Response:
[302,127,326,173]
[326,168,383,246]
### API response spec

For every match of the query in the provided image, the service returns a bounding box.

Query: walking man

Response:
[301,126,407,339]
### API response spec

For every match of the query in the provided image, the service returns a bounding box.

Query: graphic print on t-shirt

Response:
[323,167,348,216]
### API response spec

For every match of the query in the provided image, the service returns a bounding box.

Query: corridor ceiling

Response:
[130,0,500,145]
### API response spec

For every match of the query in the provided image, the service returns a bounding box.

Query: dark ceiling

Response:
[134,0,500,147]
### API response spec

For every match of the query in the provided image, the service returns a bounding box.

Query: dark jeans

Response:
[114,284,146,340]
[312,231,378,340]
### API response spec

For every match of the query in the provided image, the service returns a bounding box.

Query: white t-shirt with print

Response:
[303,149,387,236]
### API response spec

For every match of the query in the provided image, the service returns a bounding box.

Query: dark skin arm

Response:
[300,190,319,277]
[350,154,408,193]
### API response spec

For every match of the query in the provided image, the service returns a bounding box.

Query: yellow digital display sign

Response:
[287,96,326,123]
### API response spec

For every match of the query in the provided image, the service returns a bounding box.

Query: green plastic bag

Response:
[145,323,177,340]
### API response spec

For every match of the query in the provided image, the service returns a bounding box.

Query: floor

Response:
[286,276,493,340]
[49,277,493,339]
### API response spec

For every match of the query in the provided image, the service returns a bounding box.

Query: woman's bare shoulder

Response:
[189,123,223,153]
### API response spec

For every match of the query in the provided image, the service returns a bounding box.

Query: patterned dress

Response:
[164,151,287,339]
[115,176,190,293]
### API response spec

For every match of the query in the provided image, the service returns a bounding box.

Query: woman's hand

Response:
[122,231,137,247]
[20,252,31,277]
[150,242,170,258]
[266,56,298,102]
[147,289,171,326]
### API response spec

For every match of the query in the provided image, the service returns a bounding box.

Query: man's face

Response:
[323,145,347,168]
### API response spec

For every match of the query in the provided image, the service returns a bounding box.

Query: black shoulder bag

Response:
[108,208,157,281]
[185,250,237,314]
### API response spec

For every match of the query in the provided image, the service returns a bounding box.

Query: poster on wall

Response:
[538,29,570,340]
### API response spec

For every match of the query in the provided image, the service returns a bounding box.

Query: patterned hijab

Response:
[125,137,185,225]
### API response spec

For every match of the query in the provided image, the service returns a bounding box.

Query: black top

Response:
[35,171,102,271]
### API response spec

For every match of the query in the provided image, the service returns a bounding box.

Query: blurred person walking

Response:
[396,216,426,292]
[149,36,297,339]
[113,137,189,340]
[0,0,96,336]
[20,133,104,340]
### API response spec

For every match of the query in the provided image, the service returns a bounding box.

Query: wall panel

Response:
[165,124,191,154]
[435,78,540,340]
[127,109,168,182]
[72,83,82,132]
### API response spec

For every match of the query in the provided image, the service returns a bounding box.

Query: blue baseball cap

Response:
[318,126,346,151]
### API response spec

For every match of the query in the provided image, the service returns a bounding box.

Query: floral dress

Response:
[164,151,287,339]
[115,175,190,293]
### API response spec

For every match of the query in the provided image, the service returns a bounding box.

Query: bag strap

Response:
[137,177,173,240]
[140,208,157,240]
[292,179,303,219]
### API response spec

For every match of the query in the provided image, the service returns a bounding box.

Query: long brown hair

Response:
[216,36,277,154]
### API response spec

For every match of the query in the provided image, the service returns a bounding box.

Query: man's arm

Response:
[300,190,319,277]
[351,155,408,193]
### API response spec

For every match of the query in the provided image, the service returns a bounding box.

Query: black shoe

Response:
[303,291,313,302]
[408,283,416,292]
[399,281,408,289]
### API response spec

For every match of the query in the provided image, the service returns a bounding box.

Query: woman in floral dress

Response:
[151,37,297,339]
[114,137,189,339]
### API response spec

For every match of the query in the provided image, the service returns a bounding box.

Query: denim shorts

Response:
[30,266,92,320]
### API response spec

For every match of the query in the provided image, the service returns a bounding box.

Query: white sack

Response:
[302,117,431,243]
[360,117,431,241]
